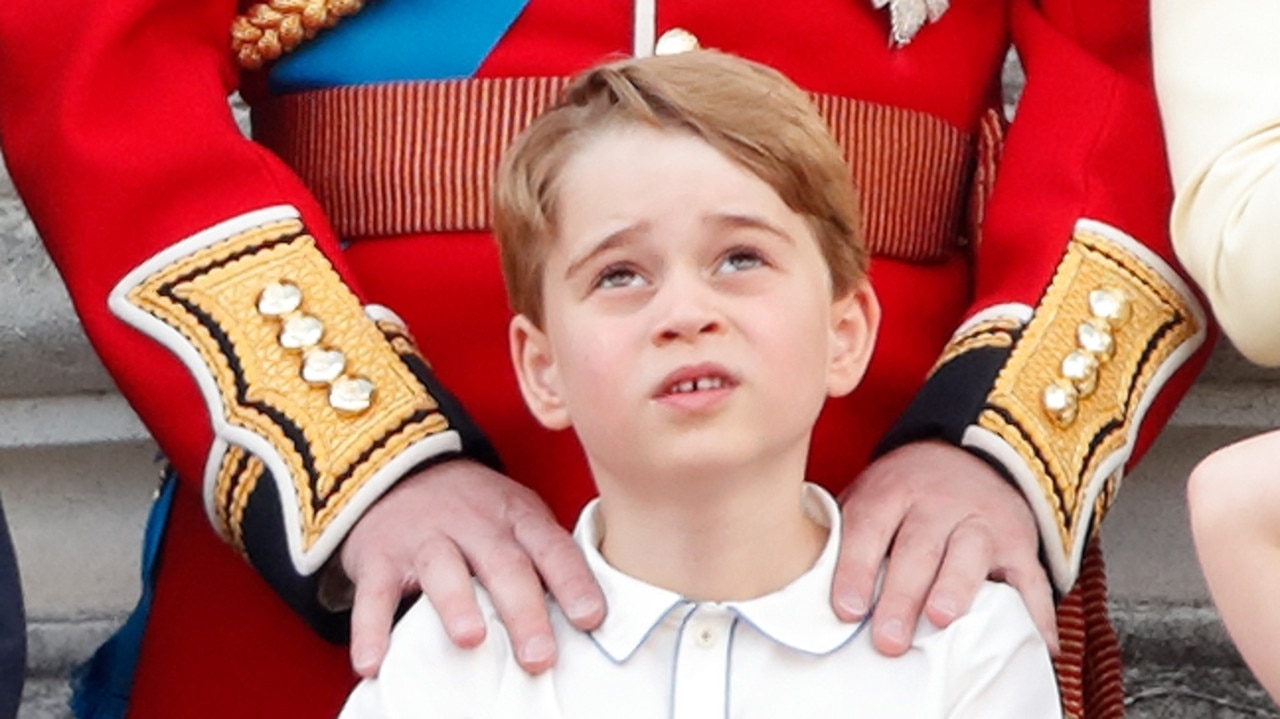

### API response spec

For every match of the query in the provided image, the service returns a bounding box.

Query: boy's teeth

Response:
[695,377,721,391]
[671,377,724,394]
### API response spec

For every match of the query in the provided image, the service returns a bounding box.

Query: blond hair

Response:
[493,50,866,325]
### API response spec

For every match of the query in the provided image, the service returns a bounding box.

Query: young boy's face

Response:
[510,124,878,482]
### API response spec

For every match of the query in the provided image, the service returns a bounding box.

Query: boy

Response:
[341,50,1058,718]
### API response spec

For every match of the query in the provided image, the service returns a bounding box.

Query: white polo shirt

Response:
[341,485,1060,718]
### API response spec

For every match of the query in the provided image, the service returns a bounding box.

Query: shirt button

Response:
[694,625,716,648]
[655,27,700,56]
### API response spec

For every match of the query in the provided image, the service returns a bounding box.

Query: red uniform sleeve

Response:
[878,0,1215,593]
[0,0,496,638]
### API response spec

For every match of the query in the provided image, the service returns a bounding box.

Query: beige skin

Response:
[339,129,1054,677]
[1187,430,1280,701]
[509,126,877,603]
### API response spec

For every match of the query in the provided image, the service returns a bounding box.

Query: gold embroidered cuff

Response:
[110,206,462,574]
[960,220,1206,592]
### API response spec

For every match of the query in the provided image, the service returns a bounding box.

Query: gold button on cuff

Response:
[1088,287,1130,327]
[1042,379,1079,427]
[280,313,325,349]
[330,375,376,414]
[1075,319,1114,361]
[301,347,347,385]
[257,280,303,317]
[655,27,700,56]
[1060,350,1099,397]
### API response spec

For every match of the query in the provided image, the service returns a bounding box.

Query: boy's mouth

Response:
[668,376,728,394]
[655,363,738,398]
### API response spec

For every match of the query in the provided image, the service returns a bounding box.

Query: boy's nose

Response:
[655,316,721,343]
[651,273,724,344]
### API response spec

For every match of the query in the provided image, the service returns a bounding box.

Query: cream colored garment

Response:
[1155,0,1280,365]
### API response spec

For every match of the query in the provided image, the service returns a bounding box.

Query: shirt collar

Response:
[575,499,688,663]
[725,485,869,655]
[574,484,869,662]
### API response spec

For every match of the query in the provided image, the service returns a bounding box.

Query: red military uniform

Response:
[0,1,1211,717]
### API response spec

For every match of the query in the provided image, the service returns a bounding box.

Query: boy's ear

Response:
[827,279,881,398]
[509,314,572,430]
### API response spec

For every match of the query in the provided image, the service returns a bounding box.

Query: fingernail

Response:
[930,595,958,622]
[449,616,485,642]
[880,618,906,645]
[519,635,555,665]
[564,596,602,623]
[352,646,378,674]
[837,594,868,619]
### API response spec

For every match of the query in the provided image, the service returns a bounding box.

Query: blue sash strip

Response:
[269,0,534,92]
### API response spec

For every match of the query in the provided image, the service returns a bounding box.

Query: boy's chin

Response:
[612,444,808,486]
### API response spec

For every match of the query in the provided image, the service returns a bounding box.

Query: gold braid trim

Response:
[928,316,1021,377]
[232,0,367,71]
[125,216,451,552]
[213,445,264,559]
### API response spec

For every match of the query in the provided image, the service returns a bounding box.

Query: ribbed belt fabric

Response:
[254,77,974,262]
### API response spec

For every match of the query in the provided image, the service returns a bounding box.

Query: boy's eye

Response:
[594,264,646,289]
[716,248,766,274]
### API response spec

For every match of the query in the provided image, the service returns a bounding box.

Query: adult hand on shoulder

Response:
[831,440,1058,656]
[339,458,605,677]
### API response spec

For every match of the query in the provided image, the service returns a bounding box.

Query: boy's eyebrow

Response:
[562,213,794,280]
[708,213,796,245]
[563,222,648,281]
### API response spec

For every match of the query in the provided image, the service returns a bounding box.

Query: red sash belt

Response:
[254,77,974,262]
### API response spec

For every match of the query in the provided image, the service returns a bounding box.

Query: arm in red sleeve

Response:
[877,0,1213,594]
[0,0,497,639]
